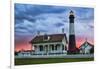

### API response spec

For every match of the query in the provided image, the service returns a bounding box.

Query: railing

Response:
[15,54,94,58]
[33,50,67,54]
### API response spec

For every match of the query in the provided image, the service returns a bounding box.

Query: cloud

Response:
[15,3,94,42]
[15,3,67,23]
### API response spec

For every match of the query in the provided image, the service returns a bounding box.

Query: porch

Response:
[32,43,67,55]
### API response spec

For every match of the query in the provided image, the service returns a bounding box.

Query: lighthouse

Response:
[68,11,77,54]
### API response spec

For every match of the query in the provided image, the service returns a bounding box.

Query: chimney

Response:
[62,28,64,33]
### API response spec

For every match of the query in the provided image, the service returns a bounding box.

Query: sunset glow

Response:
[15,4,94,52]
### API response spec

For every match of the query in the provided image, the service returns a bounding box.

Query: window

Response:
[62,45,64,50]
[55,45,57,50]
[44,34,50,41]
[51,45,54,51]
[44,34,49,40]
[39,45,43,51]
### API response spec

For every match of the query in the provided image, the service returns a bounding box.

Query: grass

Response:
[15,58,94,65]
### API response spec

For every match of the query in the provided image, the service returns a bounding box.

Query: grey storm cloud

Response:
[15,3,94,40]
[15,3,67,23]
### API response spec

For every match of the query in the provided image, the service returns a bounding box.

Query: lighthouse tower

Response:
[68,11,77,54]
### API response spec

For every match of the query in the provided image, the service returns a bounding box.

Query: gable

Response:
[79,41,93,49]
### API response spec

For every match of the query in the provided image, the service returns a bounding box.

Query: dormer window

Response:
[44,34,50,41]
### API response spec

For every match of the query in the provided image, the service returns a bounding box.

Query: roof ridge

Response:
[37,33,66,36]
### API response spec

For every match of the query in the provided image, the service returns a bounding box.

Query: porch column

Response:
[45,45,48,55]
[62,44,63,53]
[43,45,46,55]
[49,44,51,53]
[35,45,38,55]
[35,45,37,52]
[54,44,56,54]
[48,45,49,55]
[43,45,45,55]
[37,45,40,54]
[60,44,62,53]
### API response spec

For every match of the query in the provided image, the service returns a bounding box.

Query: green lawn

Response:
[15,58,94,65]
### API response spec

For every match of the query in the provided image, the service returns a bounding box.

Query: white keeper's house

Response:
[79,40,94,54]
[30,33,68,55]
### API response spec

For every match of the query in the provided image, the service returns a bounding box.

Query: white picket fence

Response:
[15,54,94,58]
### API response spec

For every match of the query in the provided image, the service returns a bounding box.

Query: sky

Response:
[15,3,94,52]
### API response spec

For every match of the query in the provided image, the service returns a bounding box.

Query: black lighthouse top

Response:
[69,11,75,23]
